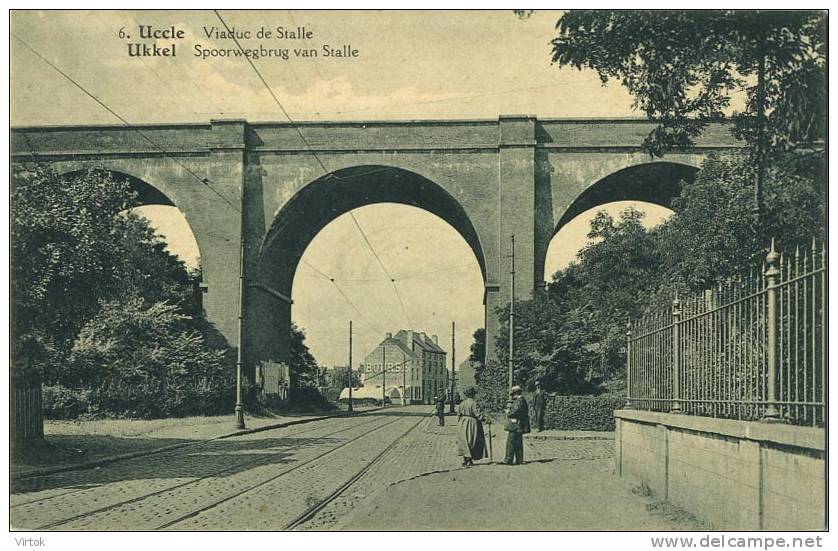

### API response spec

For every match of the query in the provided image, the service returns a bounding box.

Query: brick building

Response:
[360,330,448,405]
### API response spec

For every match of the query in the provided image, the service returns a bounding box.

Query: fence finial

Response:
[765,239,780,276]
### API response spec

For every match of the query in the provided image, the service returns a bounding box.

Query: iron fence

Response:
[627,240,826,427]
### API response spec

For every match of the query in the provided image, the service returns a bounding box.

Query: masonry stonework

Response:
[615,410,825,530]
[11,117,740,391]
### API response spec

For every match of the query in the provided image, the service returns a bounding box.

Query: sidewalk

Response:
[11,406,377,479]
[333,428,704,531]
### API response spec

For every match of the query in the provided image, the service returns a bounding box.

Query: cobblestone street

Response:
[11,408,428,530]
[10,406,694,531]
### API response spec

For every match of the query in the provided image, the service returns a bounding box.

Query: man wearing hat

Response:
[503,385,530,465]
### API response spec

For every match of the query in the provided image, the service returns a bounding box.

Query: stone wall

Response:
[615,410,825,531]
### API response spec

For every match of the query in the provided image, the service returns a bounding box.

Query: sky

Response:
[11,10,674,368]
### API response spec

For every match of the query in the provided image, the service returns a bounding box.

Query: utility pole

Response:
[347,320,354,414]
[449,321,456,413]
[234,230,246,430]
[508,234,515,392]
[382,343,386,407]
[402,351,407,406]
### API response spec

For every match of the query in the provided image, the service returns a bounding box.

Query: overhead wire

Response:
[121,13,216,116]
[329,280,386,336]
[214,9,415,329]
[346,211,414,327]
[297,258,385,337]
[15,19,465,345]
[10,32,241,214]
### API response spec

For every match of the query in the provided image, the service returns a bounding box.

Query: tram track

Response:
[22,414,388,530]
[283,414,427,530]
[9,416,368,509]
[10,416,359,508]
[157,414,421,530]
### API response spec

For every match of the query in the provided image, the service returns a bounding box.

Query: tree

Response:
[289,323,320,389]
[11,164,204,384]
[494,298,602,396]
[11,164,230,423]
[11,165,136,352]
[114,213,201,320]
[11,165,138,380]
[474,360,508,413]
[553,11,825,155]
[479,207,676,399]
[468,328,486,365]
[657,151,825,292]
[552,10,826,210]
[554,207,666,322]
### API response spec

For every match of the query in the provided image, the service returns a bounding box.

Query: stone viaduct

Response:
[10,116,740,384]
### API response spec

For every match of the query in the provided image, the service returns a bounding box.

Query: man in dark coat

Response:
[532,381,546,432]
[434,395,446,426]
[503,385,529,465]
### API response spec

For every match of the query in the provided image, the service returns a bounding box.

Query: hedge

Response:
[536,393,625,431]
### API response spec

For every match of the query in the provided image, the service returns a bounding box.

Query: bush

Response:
[474,360,508,414]
[67,297,234,418]
[42,385,95,419]
[255,386,338,414]
[540,393,626,431]
[289,387,339,412]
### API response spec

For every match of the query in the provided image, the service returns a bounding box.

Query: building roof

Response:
[393,329,446,354]
[380,337,416,358]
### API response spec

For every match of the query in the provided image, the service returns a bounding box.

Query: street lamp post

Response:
[508,234,515,392]
[234,231,246,430]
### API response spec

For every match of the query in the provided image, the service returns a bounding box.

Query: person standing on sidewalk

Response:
[456,386,488,466]
[532,381,546,432]
[434,394,446,426]
[503,385,530,465]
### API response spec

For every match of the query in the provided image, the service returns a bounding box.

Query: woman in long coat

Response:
[456,386,488,466]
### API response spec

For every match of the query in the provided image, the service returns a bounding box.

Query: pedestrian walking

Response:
[456,386,488,467]
[434,394,446,426]
[503,385,530,465]
[532,381,546,432]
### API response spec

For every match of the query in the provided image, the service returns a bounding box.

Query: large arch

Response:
[553,161,699,237]
[246,165,489,377]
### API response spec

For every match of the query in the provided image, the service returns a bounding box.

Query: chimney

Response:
[385,332,392,339]
[431,334,438,345]
[405,330,414,349]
